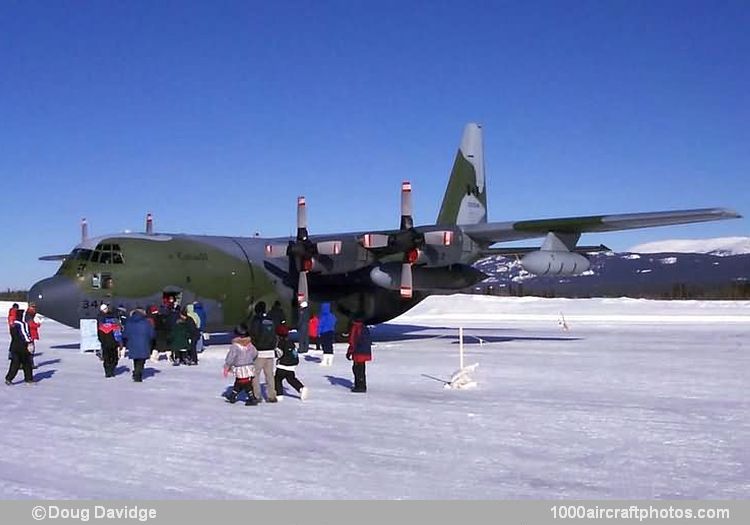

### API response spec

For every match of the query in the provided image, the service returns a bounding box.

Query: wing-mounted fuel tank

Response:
[519,232,591,276]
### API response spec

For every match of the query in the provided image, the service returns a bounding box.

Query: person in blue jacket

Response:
[318,303,336,367]
[124,308,155,382]
[193,301,208,353]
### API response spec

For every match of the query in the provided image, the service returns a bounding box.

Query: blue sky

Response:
[1,0,748,289]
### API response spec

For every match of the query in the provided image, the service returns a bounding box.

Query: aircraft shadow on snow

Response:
[371,323,581,344]
[49,324,578,354]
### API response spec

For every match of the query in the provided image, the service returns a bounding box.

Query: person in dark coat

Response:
[346,318,372,393]
[149,306,170,361]
[268,300,286,329]
[5,309,34,385]
[169,310,194,366]
[318,303,336,367]
[248,301,278,402]
[124,309,155,382]
[97,305,122,378]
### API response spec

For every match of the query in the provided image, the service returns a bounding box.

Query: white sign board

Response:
[80,318,99,353]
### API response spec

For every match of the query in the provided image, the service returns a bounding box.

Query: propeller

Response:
[264,196,343,306]
[81,218,88,242]
[360,181,456,299]
[146,213,153,235]
[400,182,416,298]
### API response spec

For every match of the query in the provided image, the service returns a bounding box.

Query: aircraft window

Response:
[91,273,101,289]
[100,252,112,264]
[78,249,93,260]
[112,244,121,251]
[102,244,112,251]
[91,251,100,263]
[113,252,124,264]
[102,274,113,289]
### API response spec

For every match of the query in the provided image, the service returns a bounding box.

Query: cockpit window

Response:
[91,243,125,264]
[70,248,93,261]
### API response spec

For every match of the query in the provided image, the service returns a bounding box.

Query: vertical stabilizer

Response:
[437,123,487,225]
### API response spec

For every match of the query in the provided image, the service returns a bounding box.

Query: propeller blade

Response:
[146,213,153,235]
[400,262,413,298]
[316,240,342,255]
[81,218,88,242]
[423,230,455,246]
[297,196,308,239]
[264,243,288,258]
[297,271,309,305]
[400,181,413,230]
[362,233,390,249]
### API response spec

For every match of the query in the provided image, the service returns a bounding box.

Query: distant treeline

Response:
[0,289,27,301]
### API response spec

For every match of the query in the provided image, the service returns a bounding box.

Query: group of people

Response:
[223,301,307,405]
[222,300,373,406]
[5,302,42,385]
[6,297,373,398]
[95,298,208,381]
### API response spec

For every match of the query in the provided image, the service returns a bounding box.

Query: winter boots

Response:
[245,395,259,406]
[320,354,334,367]
[224,390,258,406]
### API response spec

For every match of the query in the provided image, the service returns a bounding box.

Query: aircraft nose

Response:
[29,276,81,328]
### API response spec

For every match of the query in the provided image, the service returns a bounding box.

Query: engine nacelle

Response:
[370,263,487,291]
[520,250,590,276]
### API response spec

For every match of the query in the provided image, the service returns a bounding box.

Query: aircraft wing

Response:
[461,207,742,245]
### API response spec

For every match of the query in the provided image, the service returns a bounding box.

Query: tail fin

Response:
[436,123,487,225]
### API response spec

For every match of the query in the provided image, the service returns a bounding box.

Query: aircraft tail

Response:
[436,123,487,225]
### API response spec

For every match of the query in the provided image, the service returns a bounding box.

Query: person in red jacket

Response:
[25,305,41,369]
[308,314,320,351]
[7,303,19,361]
[346,318,372,393]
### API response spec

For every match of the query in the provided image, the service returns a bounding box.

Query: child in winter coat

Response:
[346,319,372,393]
[169,310,194,365]
[223,325,259,406]
[274,321,308,401]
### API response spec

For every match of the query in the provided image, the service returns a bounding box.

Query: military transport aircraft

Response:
[29,123,740,332]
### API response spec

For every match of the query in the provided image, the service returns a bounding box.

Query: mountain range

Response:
[473,237,750,299]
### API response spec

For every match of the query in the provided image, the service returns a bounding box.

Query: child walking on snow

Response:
[274,321,308,401]
[223,325,259,406]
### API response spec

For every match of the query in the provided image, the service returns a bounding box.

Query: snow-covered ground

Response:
[1,296,748,499]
